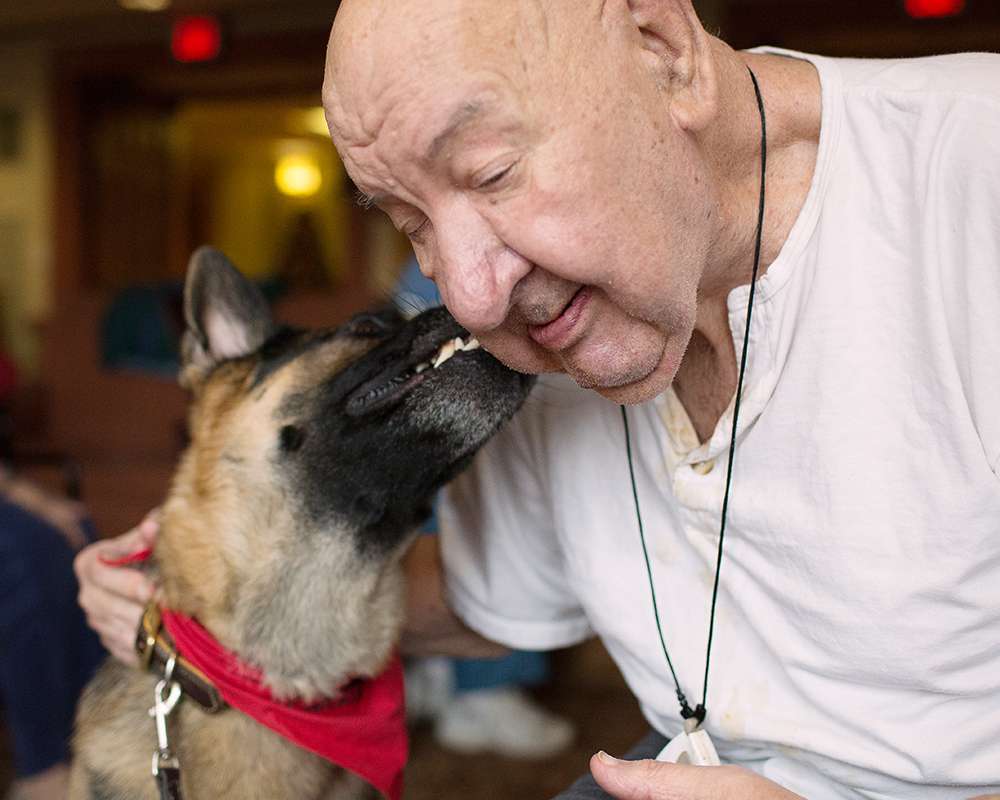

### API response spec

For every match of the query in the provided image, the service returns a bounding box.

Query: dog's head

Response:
[160,247,533,696]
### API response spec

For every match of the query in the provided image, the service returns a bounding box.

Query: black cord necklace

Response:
[621,65,767,729]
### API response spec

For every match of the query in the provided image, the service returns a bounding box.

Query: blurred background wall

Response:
[0,1,995,797]
[0,41,53,375]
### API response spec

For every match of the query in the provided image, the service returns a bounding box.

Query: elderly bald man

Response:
[76,1,1000,798]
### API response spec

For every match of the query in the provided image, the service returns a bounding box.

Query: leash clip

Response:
[149,664,183,777]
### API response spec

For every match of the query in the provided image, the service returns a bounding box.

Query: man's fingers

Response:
[78,558,154,606]
[592,753,806,800]
[74,517,161,667]
[591,753,680,800]
[85,596,145,634]
[85,610,143,663]
[101,518,159,557]
[590,753,742,800]
[136,513,160,545]
[76,572,149,659]
[103,639,140,669]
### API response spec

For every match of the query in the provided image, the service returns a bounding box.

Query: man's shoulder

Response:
[811,50,1000,208]
[832,51,1000,106]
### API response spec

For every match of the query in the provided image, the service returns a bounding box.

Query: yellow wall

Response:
[208,140,348,282]
[174,100,352,284]
[0,41,53,376]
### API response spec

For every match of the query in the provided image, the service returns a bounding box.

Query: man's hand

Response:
[74,513,159,666]
[590,751,804,800]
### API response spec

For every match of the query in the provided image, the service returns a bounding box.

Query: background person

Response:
[0,350,106,800]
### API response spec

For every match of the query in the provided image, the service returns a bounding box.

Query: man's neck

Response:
[673,298,738,443]
[674,45,821,441]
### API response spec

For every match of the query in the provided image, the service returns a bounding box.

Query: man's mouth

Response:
[527,287,590,350]
[345,334,480,416]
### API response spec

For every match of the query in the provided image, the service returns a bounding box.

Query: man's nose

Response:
[427,201,531,333]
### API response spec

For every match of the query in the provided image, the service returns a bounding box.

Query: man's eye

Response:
[476,164,514,190]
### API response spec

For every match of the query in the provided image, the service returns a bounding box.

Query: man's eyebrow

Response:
[352,99,496,208]
[425,100,489,161]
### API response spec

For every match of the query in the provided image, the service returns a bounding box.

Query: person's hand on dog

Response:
[74,512,159,666]
[589,751,804,800]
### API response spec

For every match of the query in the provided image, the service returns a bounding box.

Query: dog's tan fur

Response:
[70,254,406,800]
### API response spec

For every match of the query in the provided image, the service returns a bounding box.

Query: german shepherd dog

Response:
[69,247,533,799]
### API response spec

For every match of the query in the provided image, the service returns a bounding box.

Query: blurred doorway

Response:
[70,88,365,296]
[52,28,411,311]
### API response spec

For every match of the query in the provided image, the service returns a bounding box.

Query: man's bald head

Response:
[323,0,598,156]
[318,0,744,405]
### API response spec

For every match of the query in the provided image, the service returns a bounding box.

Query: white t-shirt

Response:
[438,49,1000,800]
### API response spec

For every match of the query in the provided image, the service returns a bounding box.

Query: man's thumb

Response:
[590,751,678,800]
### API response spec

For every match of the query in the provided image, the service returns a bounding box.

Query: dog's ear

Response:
[180,246,275,388]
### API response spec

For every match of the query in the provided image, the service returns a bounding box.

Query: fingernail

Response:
[597,751,623,766]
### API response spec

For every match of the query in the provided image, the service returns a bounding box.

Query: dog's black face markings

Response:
[184,249,533,557]
[251,307,402,390]
[268,307,533,555]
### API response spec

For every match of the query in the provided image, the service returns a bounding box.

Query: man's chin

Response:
[484,332,682,404]
[565,344,680,405]
[592,377,670,405]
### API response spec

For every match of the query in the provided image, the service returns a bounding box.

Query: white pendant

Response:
[656,719,721,766]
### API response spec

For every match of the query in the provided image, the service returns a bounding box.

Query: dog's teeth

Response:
[433,339,458,368]
[431,337,479,370]
[415,362,429,374]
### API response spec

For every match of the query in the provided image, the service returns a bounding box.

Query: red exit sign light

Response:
[904,0,966,19]
[171,15,223,63]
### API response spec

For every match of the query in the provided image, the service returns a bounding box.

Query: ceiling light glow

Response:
[275,153,323,198]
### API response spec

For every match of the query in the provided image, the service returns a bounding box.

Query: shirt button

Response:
[691,459,715,475]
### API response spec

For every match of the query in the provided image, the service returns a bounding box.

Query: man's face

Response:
[325,0,716,403]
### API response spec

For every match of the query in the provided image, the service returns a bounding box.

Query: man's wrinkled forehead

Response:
[323,0,559,146]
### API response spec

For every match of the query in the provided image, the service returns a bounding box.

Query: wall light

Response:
[275,153,323,198]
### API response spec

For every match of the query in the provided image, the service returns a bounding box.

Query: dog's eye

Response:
[343,311,399,338]
[279,425,306,453]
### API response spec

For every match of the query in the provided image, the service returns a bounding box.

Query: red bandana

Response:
[102,550,407,800]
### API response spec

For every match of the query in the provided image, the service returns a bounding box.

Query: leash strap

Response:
[155,764,184,800]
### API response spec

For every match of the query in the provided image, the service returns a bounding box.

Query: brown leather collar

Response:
[136,603,227,714]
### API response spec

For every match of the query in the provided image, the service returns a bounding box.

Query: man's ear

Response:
[625,0,717,132]
[180,246,276,388]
